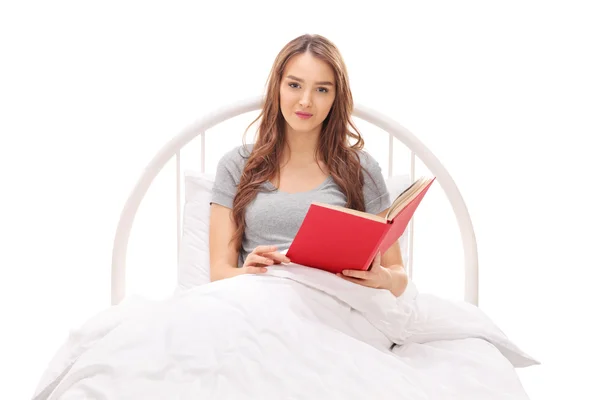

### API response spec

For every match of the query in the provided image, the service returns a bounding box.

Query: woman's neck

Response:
[283,125,321,165]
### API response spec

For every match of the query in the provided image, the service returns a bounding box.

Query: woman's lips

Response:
[295,111,313,119]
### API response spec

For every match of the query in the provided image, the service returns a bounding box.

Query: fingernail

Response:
[285,258,291,263]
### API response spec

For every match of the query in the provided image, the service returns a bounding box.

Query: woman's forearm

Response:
[386,265,409,297]
[210,263,241,282]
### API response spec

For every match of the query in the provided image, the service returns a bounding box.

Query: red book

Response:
[286,176,436,274]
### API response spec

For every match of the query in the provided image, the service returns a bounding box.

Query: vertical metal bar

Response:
[200,131,206,173]
[176,151,181,262]
[388,133,394,178]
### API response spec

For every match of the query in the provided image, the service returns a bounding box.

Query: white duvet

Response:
[32,264,538,400]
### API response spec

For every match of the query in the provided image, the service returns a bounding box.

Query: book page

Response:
[385,177,435,220]
[311,202,387,223]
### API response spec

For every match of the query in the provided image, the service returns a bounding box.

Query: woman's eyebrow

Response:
[286,75,334,86]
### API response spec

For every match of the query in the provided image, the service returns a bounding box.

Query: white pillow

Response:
[177,171,412,291]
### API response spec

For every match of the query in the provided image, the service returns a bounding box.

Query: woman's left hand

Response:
[337,252,394,291]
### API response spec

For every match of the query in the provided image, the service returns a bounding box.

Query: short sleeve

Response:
[210,145,250,209]
[360,151,391,215]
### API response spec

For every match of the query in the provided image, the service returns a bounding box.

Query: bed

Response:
[32,96,539,399]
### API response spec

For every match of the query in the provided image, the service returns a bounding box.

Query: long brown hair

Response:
[231,34,366,250]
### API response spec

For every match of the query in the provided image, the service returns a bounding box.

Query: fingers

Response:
[336,274,377,288]
[340,269,371,279]
[245,253,276,267]
[243,245,291,270]
[339,253,382,287]
[243,266,268,274]
[263,251,291,264]
[252,245,278,254]
[338,254,389,289]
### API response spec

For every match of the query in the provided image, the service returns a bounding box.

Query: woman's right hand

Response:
[241,245,291,274]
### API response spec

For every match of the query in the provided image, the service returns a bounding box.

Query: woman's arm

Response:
[380,241,409,297]
[377,209,409,296]
[209,203,291,281]
[380,236,404,270]
[209,203,243,281]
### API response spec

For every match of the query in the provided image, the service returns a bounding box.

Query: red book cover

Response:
[286,177,435,274]
[286,204,391,273]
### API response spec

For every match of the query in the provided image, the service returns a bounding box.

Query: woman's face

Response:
[279,52,336,136]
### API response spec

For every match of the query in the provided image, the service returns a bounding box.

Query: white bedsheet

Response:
[32,264,538,400]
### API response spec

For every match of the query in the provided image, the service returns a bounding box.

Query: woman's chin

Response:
[284,120,321,135]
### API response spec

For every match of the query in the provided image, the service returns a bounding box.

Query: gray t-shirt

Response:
[211,144,391,266]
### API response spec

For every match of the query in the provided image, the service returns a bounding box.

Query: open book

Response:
[286,176,436,274]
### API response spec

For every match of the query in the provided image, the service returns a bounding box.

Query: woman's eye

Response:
[287,82,328,93]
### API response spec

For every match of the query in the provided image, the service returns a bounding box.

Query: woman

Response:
[209,34,408,297]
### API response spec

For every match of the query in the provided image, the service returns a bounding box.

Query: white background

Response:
[1,1,599,399]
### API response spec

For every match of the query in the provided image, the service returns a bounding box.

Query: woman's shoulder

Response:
[355,149,390,213]
[217,143,255,169]
[355,148,387,189]
[356,148,381,171]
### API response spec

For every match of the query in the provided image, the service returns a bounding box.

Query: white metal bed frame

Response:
[110,95,479,306]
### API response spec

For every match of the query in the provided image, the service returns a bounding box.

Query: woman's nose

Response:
[299,91,312,107]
